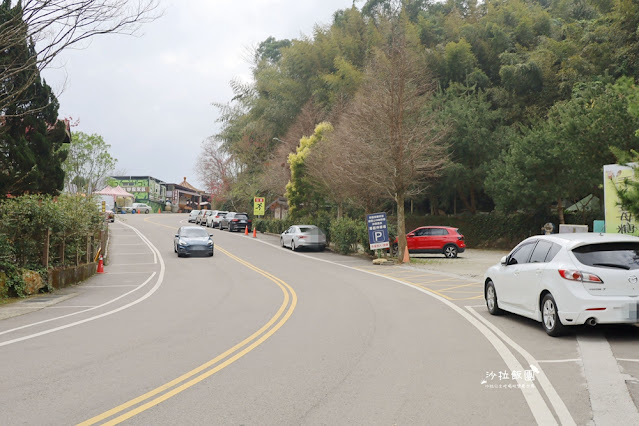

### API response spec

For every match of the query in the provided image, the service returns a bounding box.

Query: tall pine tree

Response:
[0,0,68,197]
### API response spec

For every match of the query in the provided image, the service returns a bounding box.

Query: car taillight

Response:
[232,219,239,222]
[298,236,307,239]
[558,269,603,284]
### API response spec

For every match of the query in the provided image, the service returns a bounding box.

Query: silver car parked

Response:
[280,225,327,252]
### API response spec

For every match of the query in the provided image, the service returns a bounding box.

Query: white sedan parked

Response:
[484,233,639,336]
[280,225,327,252]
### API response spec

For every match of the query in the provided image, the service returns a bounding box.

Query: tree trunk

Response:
[557,197,565,225]
[396,192,407,263]
[458,187,473,214]
[469,182,477,214]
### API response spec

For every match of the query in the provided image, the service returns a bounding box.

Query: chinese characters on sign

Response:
[604,164,638,235]
[366,212,390,250]
[618,211,636,234]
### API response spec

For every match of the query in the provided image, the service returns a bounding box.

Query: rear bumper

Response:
[559,297,639,325]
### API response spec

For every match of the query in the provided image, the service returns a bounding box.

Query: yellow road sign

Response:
[254,197,265,216]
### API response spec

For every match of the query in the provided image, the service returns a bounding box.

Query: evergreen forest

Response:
[201,0,639,234]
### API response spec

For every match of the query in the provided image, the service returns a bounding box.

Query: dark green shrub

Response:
[330,217,359,254]
[253,219,267,233]
[265,219,292,234]
[314,211,333,244]
[355,220,375,256]
[0,194,104,298]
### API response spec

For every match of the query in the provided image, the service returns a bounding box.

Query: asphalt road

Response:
[1,214,638,425]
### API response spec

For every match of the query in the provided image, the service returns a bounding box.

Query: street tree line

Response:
[1,0,157,198]
[199,0,639,259]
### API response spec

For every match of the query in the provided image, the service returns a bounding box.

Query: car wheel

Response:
[132,209,137,214]
[145,209,149,214]
[444,244,458,258]
[228,225,232,232]
[318,245,325,252]
[209,250,214,257]
[291,241,296,251]
[541,293,566,337]
[485,281,503,315]
[280,238,285,248]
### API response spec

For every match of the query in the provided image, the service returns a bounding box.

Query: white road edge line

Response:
[537,359,582,364]
[465,306,576,426]
[618,359,639,362]
[0,221,165,347]
[251,237,565,425]
[0,273,155,338]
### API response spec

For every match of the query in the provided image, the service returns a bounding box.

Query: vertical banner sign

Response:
[604,164,638,235]
[366,212,390,250]
[254,197,265,216]
[101,201,106,213]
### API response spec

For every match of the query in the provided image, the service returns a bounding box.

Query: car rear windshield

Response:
[299,227,321,234]
[235,214,248,220]
[572,243,639,270]
[182,228,208,238]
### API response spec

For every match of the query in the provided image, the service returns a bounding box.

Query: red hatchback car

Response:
[394,226,466,258]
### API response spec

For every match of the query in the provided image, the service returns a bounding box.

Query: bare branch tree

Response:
[1,0,161,115]
[196,137,237,206]
[310,17,449,262]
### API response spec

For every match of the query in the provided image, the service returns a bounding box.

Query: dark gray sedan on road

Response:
[174,226,214,257]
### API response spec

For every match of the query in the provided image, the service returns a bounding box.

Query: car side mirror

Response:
[407,233,415,238]
[500,256,508,265]
[175,234,179,238]
[209,234,214,238]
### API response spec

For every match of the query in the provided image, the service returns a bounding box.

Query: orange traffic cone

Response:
[244,226,249,236]
[252,227,257,238]
[158,207,161,214]
[97,254,105,273]
[402,247,410,264]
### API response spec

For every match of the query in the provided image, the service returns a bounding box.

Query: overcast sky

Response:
[43,0,357,190]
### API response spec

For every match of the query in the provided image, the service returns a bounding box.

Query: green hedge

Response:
[0,194,104,297]
[254,210,602,255]
[399,211,602,249]
[330,217,359,254]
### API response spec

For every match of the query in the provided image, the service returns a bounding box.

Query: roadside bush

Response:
[397,210,603,249]
[0,194,104,298]
[265,219,292,234]
[330,217,359,254]
[355,220,374,256]
[314,210,333,244]
[253,219,267,233]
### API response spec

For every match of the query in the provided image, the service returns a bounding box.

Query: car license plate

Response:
[622,302,639,320]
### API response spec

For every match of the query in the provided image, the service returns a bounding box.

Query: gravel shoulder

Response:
[406,248,510,280]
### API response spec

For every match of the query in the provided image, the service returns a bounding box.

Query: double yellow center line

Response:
[79,246,297,425]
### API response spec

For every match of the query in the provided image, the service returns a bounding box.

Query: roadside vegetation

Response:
[199,0,639,260]
[0,195,104,298]
[0,2,156,299]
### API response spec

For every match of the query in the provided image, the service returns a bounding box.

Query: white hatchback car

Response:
[485,233,639,336]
